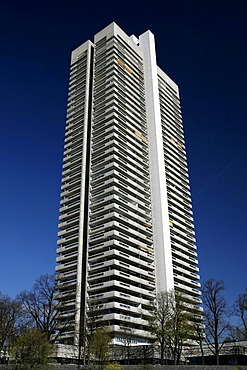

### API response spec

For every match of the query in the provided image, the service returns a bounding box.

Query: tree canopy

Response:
[17,274,58,341]
[0,292,22,353]
[148,290,195,364]
[11,328,53,369]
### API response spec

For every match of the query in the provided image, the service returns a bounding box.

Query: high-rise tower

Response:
[55,22,202,348]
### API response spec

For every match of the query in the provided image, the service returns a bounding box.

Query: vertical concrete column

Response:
[139,31,174,294]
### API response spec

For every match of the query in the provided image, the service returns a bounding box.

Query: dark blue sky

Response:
[0,1,246,309]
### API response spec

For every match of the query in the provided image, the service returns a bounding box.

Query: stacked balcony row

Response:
[87,35,154,342]
[55,48,91,344]
[158,72,201,311]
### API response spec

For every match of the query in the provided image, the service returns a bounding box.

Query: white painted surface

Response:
[139,30,174,294]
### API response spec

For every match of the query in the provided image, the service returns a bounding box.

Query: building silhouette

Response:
[55,22,202,348]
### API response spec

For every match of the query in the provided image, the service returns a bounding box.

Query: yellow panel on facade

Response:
[117,59,132,74]
[134,131,148,143]
[125,66,132,74]
[117,59,125,67]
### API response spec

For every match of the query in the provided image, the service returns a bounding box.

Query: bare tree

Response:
[192,311,205,365]
[148,290,195,364]
[17,274,58,341]
[0,292,22,354]
[148,291,171,363]
[202,278,229,365]
[81,302,103,365]
[232,289,247,340]
[165,291,196,365]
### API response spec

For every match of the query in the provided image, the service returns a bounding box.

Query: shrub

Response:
[105,363,122,370]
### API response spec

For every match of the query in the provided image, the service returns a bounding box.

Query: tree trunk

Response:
[160,340,165,364]
[199,338,204,365]
[216,352,220,365]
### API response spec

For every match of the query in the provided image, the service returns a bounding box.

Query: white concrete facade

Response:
[55,22,201,348]
[139,31,174,294]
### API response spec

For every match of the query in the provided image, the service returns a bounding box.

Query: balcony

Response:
[88,267,155,290]
[88,254,153,276]
[88,290,152,308]
[174,281,201,297]
[87,279,155,300]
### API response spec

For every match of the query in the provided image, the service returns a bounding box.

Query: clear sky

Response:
[0,1,246,310]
